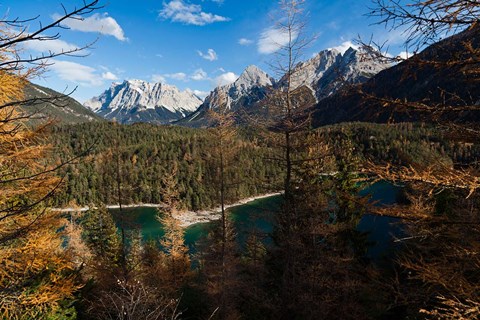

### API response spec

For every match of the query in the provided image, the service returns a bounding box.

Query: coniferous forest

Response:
[51,121,479,210]
[50,123,283,210]
[1,1,480,319]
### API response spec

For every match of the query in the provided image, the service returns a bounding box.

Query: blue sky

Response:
[3,0,408,102]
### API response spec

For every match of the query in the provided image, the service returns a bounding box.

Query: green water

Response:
[110,207,208,249]
[110,195,281,251]
[110,181,403,256]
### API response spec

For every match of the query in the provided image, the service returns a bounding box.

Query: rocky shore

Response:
[174,192,281,227]
[52,193,281,228]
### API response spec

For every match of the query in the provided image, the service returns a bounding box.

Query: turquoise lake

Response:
[109,195,280,250]
[110,181,405,261]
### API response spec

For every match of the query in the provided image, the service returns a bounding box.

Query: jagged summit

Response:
[287,48,341,91]
[285,46,391,100]
[236,65,275,89]
[201,65,275,111]
[177,47,390,128]
[84,79,202,124]
[176,65,275,127]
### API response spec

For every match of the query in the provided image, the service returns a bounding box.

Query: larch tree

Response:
[157,163,191,293]
[259,1,385,318]
[197,93,241,319]
[0,1,102,318]
[363,0,480,318]
[363,0,480,193]
[259,0,321,315]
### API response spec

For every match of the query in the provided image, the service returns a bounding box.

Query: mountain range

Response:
[310,24,480,128]
[179,46,391,127]
[21,26,479,128]
[84,80,202,124]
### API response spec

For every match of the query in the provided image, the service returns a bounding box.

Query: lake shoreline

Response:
[51,192,282,228]
[174,192,282,227]
[51,203,166,213]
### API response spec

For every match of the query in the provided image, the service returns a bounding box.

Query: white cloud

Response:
[214,72,238,87]
[53,13,127,41]
[50,60,103,87]
[329,41,358,55]
[102,71,118,80]
[22,36,80,53]
[197,48,218,61]
[186,88,210,100]
[154,69,210,83]
[238,38,253,46]
[190,68,209,81]
[152,74,167,83]
[159,0,230,26]
[258,27,298,54]
[165,72,188,81]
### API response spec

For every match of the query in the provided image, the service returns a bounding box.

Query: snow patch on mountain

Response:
[84,80,202,124]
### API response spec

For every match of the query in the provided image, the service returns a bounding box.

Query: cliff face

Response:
[179,47,389,128]
[311,25,480,127]
[84,80,202,124]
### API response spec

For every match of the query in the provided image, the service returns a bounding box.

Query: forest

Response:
[1,0,480,319]
[50,121,479,210]
[50,122,283,210]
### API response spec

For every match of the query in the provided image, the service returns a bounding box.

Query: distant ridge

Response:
[22,82,101,124]
[84,80,202,124]
[178,46,390,128]
[311,25,480,127]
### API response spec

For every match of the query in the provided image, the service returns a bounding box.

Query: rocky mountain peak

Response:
[84,79,202,124]
[287,48,342,91]
[236,65,275,88]
[285,46,391,100]
[201,65,274,111]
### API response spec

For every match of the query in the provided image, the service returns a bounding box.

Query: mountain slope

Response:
[22,82,101,124]
[85,80,202,124]
[311,25,480,127]
[178,47,389,128]
[179,65,274,127]
[204,65,274,111]
[283,47,391,100]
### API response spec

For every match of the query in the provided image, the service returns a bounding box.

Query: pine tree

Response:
[82,206,121,265]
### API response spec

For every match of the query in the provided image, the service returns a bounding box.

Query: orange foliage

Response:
[0,212,81,319]
[0,23,80,319]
